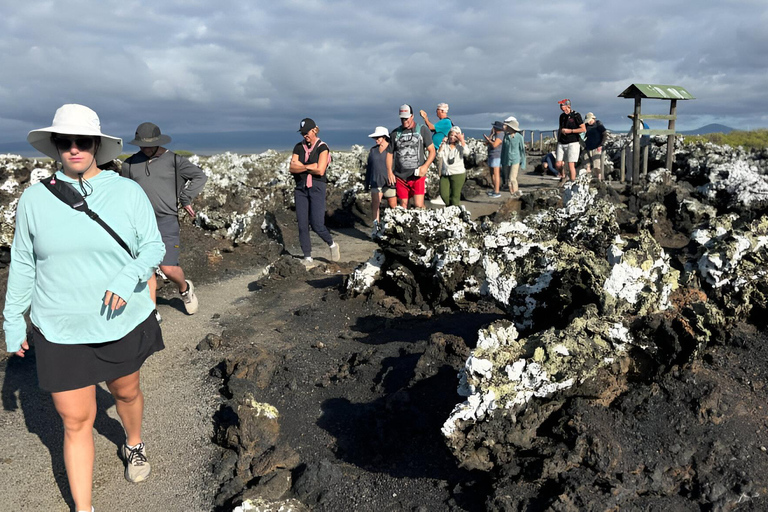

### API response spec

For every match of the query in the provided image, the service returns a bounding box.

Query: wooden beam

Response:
[666,99,677,171]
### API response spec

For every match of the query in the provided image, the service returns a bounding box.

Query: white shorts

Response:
[556,142,580,163]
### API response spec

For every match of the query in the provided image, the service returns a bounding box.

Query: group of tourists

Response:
[361,101,530,233]
[3,98,611,511]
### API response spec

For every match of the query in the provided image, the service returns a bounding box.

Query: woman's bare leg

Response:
[106,370,144,447]
[52,386,97,512]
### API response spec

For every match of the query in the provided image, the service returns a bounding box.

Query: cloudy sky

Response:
[1,0,766,148]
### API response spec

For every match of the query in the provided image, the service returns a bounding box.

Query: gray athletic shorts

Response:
[157,215,181,266]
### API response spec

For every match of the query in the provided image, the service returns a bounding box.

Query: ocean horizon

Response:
[0,124,739,157]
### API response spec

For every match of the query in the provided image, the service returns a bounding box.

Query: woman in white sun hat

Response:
[365,126,396,237]
[4,104,165,512]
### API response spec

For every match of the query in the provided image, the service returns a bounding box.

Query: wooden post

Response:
[620,146,626,182]
[530,130,534,148]
[600,150,606,181]
[666,99,677,171]
[632,97,641,185]
[642,145,649,175]
[539,132,543,152]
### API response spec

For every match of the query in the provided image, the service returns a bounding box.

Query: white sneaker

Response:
[122,442,151,483]
[180,280,198,315]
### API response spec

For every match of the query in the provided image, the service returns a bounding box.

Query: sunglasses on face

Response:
[51,136,96,152]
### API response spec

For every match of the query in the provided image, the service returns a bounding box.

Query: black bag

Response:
[41,175,133,258]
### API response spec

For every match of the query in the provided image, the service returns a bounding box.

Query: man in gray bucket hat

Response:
[121,122,207,317]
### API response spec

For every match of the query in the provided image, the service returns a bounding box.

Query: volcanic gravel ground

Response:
[209,257,514,511]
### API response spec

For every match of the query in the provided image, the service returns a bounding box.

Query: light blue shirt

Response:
[3,170,164,352]
[433,118,453,149]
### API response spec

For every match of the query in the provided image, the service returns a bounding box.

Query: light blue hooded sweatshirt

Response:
[3,170,164,352]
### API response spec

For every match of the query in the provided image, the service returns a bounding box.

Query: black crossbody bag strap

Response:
[41,175,134,258]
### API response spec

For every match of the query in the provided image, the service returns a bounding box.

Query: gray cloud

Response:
[1,0,766,148]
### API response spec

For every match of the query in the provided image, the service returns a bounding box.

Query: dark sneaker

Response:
[180,280,198,315]
[329,242,340,262]
[122,442,151,483]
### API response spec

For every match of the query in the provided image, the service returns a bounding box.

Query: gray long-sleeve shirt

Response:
[121,150,207,218]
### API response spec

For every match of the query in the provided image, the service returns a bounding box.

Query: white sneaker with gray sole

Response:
[180,280,198,314]
[122,442,151,483]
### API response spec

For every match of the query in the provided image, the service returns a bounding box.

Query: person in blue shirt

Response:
[419,102,453,150]
[4,104,165,511]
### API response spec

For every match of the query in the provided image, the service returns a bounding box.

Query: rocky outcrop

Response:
[347,139,768,510]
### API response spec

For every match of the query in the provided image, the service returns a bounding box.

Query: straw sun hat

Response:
[27,104,123,165]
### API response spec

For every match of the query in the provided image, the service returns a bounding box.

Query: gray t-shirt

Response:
[121,150,208,218]
[388,123,434,180]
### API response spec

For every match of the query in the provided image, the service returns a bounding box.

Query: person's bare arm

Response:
[419,110,435,131]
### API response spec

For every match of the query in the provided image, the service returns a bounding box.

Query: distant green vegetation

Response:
[683,129,768,150]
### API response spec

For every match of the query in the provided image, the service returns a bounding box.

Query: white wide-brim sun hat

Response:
[368,126,390,138]
[27,104,123,165]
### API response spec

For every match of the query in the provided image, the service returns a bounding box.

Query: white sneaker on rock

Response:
[180,280,198,315]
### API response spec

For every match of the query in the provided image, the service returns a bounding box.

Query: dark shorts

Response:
[156,215,180,266]
[32,312,164,393]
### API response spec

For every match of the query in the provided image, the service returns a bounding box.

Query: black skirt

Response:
[32,312,164,393]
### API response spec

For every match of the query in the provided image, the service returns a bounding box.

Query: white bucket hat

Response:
[504,117,522,132]
[27,104,123,165]
[368,126,390,138]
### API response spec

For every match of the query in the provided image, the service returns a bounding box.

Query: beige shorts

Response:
[584,149,602,170]
[371,186,397,198]
[556,142,580,163]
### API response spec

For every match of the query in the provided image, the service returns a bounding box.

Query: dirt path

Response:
[0,171,553,511]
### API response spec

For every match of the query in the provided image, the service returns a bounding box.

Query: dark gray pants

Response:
[295,182,333,258]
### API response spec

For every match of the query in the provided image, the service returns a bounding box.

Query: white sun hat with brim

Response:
[368,126,390,138]
[504,117,522,132]
[27,104,123,165]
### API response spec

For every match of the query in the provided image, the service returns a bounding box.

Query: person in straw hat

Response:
[4,104,166,511]
[121,122,207,319]
[365,126,397,237]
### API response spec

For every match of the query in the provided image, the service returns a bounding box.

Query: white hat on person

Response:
[368,126,390,138]
[27,104,123,165]
[504,117,522,132]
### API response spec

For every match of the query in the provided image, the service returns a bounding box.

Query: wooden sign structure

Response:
[618,84,695,184]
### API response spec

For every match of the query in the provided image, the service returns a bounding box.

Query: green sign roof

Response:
[618,84,695,100]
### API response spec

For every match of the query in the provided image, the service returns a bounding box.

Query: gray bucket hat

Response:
[128,122,172,147]
[27,104,123,165]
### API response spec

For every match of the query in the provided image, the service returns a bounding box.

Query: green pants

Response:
[439,173,466,206]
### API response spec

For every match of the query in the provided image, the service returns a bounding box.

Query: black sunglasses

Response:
[51,136,96,152]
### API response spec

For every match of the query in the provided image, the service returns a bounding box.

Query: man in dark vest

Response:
[121,123,207,319]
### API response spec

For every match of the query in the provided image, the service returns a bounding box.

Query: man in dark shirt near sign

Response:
[555,99,586,183]
[386,104,436,209]
[122,122,207,318]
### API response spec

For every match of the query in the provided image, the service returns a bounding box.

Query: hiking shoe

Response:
[122,442,151,483]
[154,310,162,324]
[180,280,198,315]
[329,242,340,262]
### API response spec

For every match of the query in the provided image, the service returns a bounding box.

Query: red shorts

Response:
[395,176,426,199]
